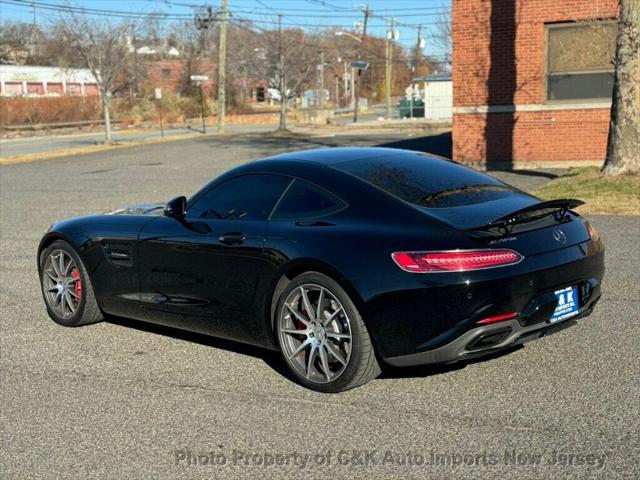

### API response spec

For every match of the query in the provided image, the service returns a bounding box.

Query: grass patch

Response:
[534,167,640,215]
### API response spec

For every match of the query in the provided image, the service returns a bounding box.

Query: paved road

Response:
[1,134,638,479]
[0,104,397,158]
[0,124,274,158]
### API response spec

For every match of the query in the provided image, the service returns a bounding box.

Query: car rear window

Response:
[334,153,517,208]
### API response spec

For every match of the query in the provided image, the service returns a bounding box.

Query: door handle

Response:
[295,220,334,227]
[218,232,246,246]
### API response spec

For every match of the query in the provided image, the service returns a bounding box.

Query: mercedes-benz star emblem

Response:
[552,229,567,244]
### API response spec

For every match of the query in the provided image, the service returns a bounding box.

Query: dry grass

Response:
[534,167,640,215]
[0,96,103,125]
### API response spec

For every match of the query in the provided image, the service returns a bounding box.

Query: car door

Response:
[137,173,292,345]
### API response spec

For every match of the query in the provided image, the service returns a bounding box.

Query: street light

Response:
[334,31,362,43]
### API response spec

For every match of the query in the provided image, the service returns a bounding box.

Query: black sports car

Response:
[38,148,605,392]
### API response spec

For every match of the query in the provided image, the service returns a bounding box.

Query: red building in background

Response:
[452,0,618,167]
[143,60,216,96]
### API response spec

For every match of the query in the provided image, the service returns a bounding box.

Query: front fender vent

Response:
[102,243,133,267]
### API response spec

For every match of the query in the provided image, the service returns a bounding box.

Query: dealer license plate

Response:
[550,286,579,323]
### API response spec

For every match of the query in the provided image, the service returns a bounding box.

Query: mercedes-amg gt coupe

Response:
[38,147,605,392]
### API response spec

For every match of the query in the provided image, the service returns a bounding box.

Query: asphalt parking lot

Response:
[1,133,639,479]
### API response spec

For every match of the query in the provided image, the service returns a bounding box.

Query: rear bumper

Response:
[364,239,604,361]
[384,282,601,367]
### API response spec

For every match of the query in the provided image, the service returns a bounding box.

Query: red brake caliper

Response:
[71,268,82,302]
[294,319,306,341]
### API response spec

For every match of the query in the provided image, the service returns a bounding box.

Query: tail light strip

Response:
[392,249,523,273]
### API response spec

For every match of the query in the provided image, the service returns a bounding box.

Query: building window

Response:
[27,82,45,95]
[66,83,82,95]
[546,21,616,102]
[161,68,172,80]
[47,83,64,95]
[84,84,99,96]
[4,82,24,96]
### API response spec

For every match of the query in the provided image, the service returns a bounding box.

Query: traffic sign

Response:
[351,61,369,70]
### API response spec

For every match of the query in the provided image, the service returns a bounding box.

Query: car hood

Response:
[108,204,164,216]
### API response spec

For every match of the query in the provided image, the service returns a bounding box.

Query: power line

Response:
[230,6,448,18]
[228,17,448,65]
[3,0,449,22]
[1,0,448,28]
[170,0,449,13]
[229,16,447,28]
[2,0,195,20]
[1,0,451,52]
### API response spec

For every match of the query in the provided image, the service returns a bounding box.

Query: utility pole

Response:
[29,1,37,57]
[411,25,425,119]
[414,25,423,74]
[353,4,369,123]
[217,0,228,133]
[342,61,349,107]
[350,66,355,110]
[277,14,287,130]
[319,51,325,107]
[385,19,395,119]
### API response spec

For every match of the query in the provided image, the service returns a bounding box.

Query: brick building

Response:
[452,0,618,167]
[143,60,269,103]
[143,60,216,96]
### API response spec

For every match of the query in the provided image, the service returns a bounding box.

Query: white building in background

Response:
[0,65,99,97]
[413,74,452,120]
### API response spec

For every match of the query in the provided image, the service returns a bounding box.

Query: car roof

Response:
[255,147,431,166]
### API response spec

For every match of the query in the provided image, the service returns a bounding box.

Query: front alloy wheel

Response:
[42,249,82,320]
[39,239,103,327]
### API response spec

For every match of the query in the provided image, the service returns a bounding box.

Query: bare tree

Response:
[428,9,452,71]
[244,22,317,130]
[58,12,138,143]
[167,19,210,97]
[603,0,639,175]
[0,20,35,64]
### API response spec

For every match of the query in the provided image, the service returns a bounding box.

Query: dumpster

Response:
[398,98,424,118]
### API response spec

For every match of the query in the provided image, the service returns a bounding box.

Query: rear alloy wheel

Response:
[40,240,103,327]
[276,272,380,392]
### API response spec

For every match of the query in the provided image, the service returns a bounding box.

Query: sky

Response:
[0,0,451,58]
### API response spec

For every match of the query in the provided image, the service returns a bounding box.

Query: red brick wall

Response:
[455,108,611,163]
[452,0,618,165]
[143,60,216,96]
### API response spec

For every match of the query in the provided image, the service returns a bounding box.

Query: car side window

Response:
[188,174,291,220]
[271,179,346,220]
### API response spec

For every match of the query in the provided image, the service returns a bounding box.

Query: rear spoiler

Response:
[466,198,585,237]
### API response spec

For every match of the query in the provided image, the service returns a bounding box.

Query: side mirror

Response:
[164,196,187,218]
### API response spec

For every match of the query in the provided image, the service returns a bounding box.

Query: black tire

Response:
[39,240,103,327]
[275,271,381,393]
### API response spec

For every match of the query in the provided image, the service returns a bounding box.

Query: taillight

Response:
[584,220,601,242]
[391,249,523,273]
